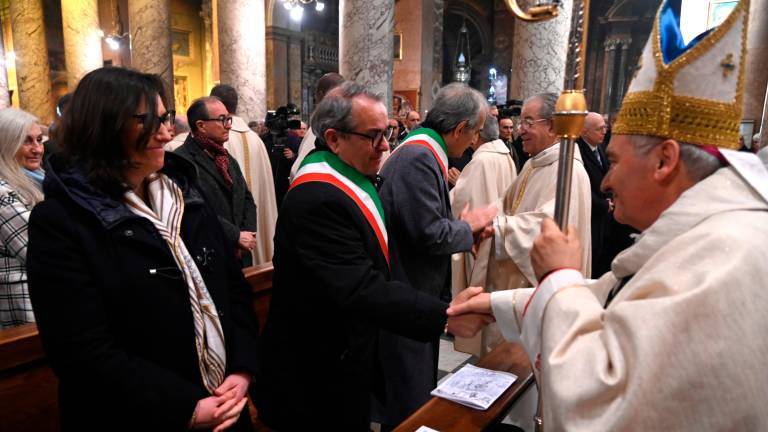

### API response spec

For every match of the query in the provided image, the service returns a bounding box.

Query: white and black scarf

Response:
[124,173,226,393]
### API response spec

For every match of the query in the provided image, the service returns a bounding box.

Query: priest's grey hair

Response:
[310,81,382,149]
[480,112,500,142]
[629,135,722,182]
[524,92,559,121]
[422,83,487,134]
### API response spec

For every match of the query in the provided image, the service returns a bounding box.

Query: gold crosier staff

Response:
[503,0,591,429]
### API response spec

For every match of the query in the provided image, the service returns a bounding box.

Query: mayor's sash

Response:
[395,128,449,177]
[291,151,389,265]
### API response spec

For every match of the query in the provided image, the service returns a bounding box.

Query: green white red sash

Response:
[396,128,449,177]
[291,151,389,265]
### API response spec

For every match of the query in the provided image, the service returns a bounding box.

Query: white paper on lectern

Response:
[430,364,517,410]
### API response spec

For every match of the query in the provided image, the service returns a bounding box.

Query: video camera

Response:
[497,100,523,119]
[265,103,302,138]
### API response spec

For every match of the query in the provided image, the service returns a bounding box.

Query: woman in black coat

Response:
[27,67,259,431]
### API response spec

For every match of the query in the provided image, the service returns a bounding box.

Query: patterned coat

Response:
[0,180,35,328]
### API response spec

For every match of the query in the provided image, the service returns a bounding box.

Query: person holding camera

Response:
[264,105,302,207]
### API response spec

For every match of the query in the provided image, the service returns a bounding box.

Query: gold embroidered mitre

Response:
[613,0,749,149]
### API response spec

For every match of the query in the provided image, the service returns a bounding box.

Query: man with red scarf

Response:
[175,96,257,266]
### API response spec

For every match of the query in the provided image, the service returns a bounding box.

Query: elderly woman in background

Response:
[0,108,44,328]
[27,67,259,431]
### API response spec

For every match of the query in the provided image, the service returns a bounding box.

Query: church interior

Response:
[0,0,765,141]
[1,0,767,431]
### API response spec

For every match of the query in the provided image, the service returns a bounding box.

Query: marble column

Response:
[421,0,444,112]
[508,0,572,101]
[201,0,216,93]
[0,18,11,109]
[61,0,103,89]
[614,39,631,107]
[265,27,289,109]
[340,0,395,108]
[9,0,52,123]
[128,0,174,107]
[288,35,303,105]
[601,39,618,115]
[218,0,266,123]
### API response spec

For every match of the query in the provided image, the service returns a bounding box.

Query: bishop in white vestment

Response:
[449,1,768,428]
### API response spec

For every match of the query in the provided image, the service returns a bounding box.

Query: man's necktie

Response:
[594,148,603,168]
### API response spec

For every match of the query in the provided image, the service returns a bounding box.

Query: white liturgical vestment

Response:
[491,142,592,288]
[449,139,517,355]
[491,166,768,430]
[289,129,316,182]
[457,143,591,356]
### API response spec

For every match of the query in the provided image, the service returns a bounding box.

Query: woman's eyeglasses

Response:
[133,110,176,132]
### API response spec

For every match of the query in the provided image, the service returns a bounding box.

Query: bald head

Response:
[314,73,345,104]
[581,112,607,147]
[405,110,421,131]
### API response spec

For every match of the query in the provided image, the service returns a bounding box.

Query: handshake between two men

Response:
[446,218,583,336]
[444,202,498,337]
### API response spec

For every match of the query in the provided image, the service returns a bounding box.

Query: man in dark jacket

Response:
[175,96,257,266]
[499,116,527,171]
[577,112,636,275]
[577,112,611,276]
[375,83,497,427]
[256,82,491,431]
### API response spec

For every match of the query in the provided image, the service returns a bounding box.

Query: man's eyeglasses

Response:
[201,115,234,128]
[518,118,550,130]
[338,125,396,147]
[133,110,176,132]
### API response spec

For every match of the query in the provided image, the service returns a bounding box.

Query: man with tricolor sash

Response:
[256,82,493,430]
[448,0,768,428]
[374,83,498,427]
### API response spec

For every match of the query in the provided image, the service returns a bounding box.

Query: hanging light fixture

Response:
[281,0,325,13]
[487,67,497,104]
[453,21,472,84]
[100,0,128,52]
[290,6,303,21]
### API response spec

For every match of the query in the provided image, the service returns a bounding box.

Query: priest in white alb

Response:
[448,0,768,428]
[462,93,592,356]
[449,108,517,356]
[494,93,592,288]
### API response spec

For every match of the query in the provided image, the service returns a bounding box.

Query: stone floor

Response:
[436,336,475,384]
